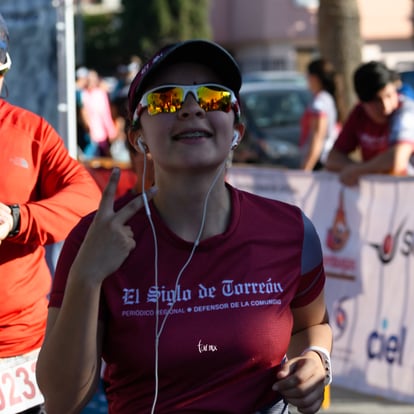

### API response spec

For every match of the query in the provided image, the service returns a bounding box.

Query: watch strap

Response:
[7,204,20,237]
[301,345,332,386]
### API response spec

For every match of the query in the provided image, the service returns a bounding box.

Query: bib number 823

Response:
[0,357,44,413]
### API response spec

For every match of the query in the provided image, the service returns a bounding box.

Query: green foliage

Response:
[81,13,123,73]
[120,0,211,60]
[80,0,211,73]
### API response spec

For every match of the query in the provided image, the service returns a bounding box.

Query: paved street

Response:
[292,386,414,414]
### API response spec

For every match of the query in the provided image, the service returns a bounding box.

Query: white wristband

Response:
[301,346,332,386]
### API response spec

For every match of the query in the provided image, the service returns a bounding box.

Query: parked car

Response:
[242,70,307,86]
[233,81,311,168]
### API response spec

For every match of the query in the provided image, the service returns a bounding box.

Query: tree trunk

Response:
[318,0,362,122]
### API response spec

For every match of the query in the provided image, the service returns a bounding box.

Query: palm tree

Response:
[318,0,362,122]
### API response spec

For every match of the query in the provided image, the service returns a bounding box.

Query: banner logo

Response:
[326,189,350,251]
[367,319,407,365]
[333,296,349,340]
[369,220,406,264]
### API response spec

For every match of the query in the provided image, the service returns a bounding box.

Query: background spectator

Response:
[82,69,117,158]
[75,66,91,154]
[326,61,414,185]
[299,58,339,171]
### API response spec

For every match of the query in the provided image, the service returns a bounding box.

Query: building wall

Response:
[210,0,414,72]
[80,0,414,71]
[211,0,318,72]
[358,0,414,68]
[359,0,413,40]
[211,0,317,44]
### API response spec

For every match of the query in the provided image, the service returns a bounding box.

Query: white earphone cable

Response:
[144,153,226,414]
[139,151,161,414]
[156,161,224,338]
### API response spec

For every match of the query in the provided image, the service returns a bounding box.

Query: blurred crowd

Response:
[74,54,414,188]
[75,56,142,163]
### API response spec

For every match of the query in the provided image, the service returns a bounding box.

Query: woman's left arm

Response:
[272,292,332,414]
[272,210,333,413]
[288,292,332,359]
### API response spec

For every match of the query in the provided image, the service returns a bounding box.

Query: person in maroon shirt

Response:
[326,61,414,185]
[37,40,332,414]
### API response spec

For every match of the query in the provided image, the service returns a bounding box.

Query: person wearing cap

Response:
[0,13,101,414]
[37,39,332,414]
[326,61,414,185]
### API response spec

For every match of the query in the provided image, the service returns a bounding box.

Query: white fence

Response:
[228,166,414,403]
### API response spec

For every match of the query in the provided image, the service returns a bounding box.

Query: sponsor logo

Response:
[9,156,29,168]
[368,220,405,264]
[401,227,414,257]
[198,340,218,353]
[367,319,406,365]
[120,279,284,317]
[332,296,349,341]
[326,189,350,252]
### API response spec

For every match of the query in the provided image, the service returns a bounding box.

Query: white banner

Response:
[227,166,414,403]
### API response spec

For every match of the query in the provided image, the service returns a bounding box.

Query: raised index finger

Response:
[96,168,121,218]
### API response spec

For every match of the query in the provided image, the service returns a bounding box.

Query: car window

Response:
[242,90,309,128]
[242,71,307,86]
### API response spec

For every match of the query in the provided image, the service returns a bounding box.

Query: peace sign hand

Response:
[70,168,157,285]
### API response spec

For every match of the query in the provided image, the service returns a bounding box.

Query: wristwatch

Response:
[7,204,20,237]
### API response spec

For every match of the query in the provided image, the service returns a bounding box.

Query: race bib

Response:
[0,349,44,413]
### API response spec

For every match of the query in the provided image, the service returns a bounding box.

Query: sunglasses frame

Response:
[133,83,240,124]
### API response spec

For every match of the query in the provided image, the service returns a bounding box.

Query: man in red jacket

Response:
[0,13,101,414]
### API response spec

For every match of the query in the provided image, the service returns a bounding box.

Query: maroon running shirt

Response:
[50,184,325,413]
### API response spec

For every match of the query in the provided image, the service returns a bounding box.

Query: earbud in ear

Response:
[231,130,240,149]
[136,137,147,154]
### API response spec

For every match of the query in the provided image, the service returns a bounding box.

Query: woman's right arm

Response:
[37,282,104,414]
[36,169,156,413]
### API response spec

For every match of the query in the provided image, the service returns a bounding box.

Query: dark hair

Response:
[307,58,336,98]
[353,61,393,102]
[125,134,138,154]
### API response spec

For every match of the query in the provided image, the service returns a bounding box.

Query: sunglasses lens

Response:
[144,85,233,116]
[197,86,232,112]
[147,87,184,115]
